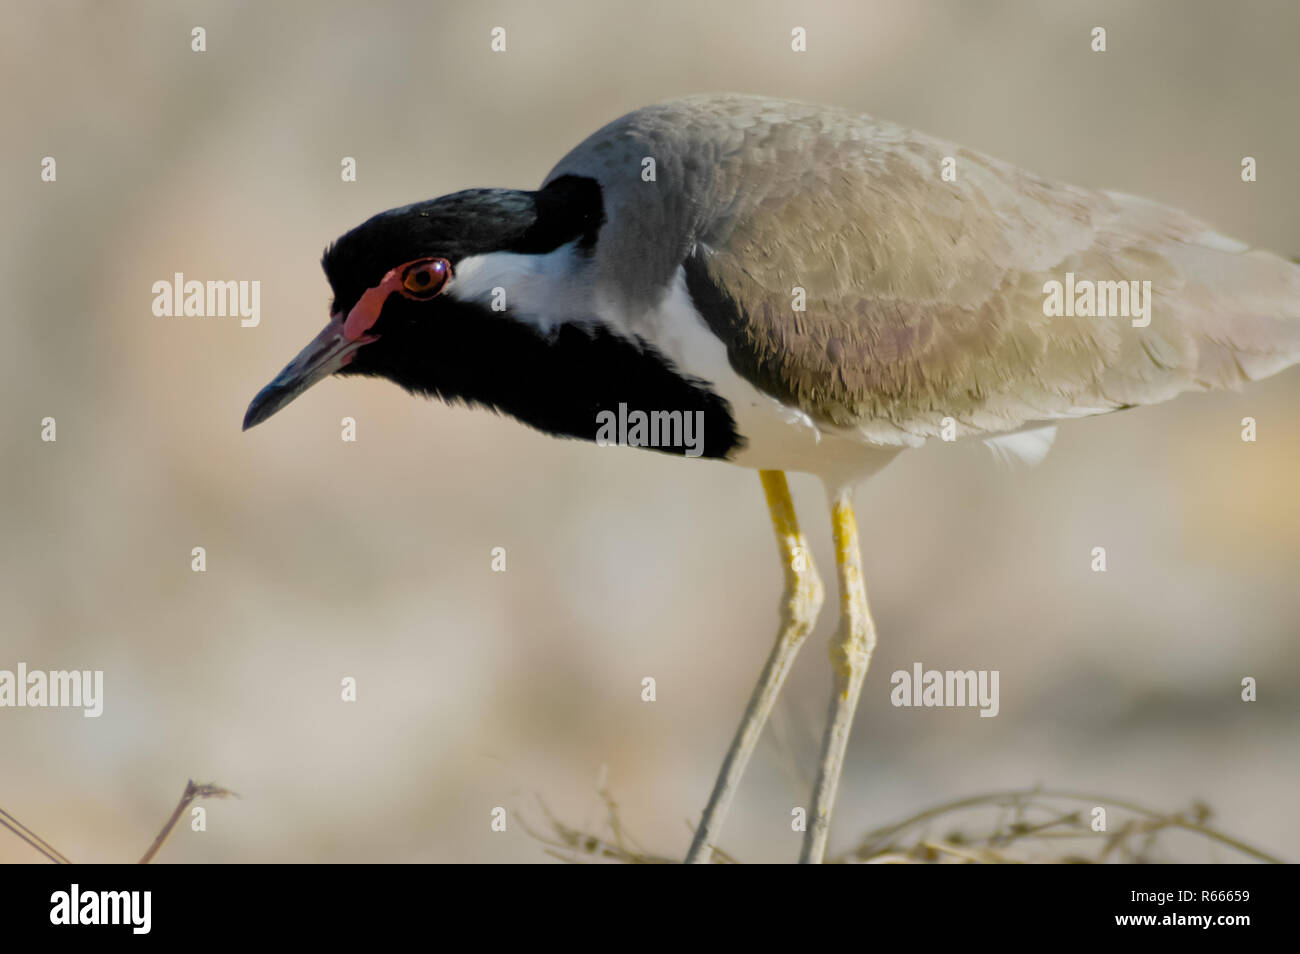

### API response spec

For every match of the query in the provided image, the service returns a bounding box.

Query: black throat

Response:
[344,299,744,460]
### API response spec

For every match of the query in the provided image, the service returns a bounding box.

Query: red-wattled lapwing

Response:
[244,94,1300,864]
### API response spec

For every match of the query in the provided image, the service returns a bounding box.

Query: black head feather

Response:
[322,176,603,316]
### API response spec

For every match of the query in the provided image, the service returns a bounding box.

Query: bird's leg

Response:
[684,470,825,864]
[799,487,877,864]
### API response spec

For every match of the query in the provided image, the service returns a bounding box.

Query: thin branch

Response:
[138,780,238,864]
[850,787,1282,864]
[0,806,73,864]
[524,783,1285,864]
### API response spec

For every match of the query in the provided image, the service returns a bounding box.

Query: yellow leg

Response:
[685,471,825,863]
[799,487,877,863]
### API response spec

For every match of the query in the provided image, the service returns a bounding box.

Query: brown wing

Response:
[549,94,1300,444]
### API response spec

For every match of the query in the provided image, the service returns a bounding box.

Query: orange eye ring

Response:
[400,258,451,299]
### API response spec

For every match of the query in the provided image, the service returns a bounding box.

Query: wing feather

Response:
[546,95,1300,445]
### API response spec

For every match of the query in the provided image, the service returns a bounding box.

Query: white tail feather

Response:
[983,425,1058,466]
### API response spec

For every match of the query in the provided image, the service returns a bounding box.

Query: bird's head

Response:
[243,171,741,458]
[241,175,604,431]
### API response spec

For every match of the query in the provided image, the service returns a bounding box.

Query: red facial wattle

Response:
[242,256,452,430]
[342,257,451,342]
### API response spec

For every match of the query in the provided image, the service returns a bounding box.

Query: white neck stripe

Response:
[447,242,594,335]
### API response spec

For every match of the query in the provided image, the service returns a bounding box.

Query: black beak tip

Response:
[242,386,277,432]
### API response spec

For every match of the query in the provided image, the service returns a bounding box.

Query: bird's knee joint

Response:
[829,646,871,683]
[794,566,825,616]
[781,564,824,632]
[828,617,875,678]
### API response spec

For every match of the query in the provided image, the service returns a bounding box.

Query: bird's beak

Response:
[242,315,376,430]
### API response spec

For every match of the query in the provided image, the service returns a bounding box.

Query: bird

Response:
[243,93,1300,863]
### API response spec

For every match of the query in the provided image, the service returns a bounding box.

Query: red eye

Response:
[400,258,451,299]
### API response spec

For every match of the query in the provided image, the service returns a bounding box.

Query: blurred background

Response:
[2,0,1297,863]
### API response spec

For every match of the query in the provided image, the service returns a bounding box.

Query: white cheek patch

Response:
[447,242,594,335]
